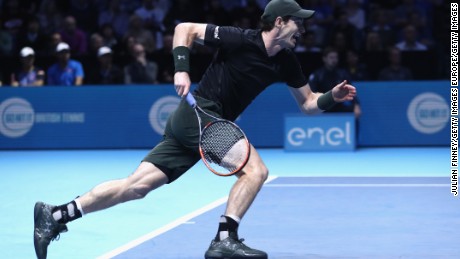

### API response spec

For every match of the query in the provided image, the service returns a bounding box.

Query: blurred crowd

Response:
[0,0,449,86]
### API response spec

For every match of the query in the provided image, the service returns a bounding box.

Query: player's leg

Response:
[205,145,268,259]
[77,161,168,213]
[226,145,268,219]
[33,108,201,259]
[33,162,168,259]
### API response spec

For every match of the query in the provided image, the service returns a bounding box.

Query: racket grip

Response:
[185,92,197,108]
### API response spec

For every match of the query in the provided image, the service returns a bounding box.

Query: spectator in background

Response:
[88,33,105,58]
[15,17,48,55]
[0,16,14,56]
[59,16,88,56]
[368,8,397,49]
[47,42,84,86]
[327,10,361,53]
[229,0,263,29]
[203,0,232,26]
[294,30,321,53]
[395,24,428,51]
[308,0,335,28]
[304,15,326,47]
[99,23,122,53]
[330,31,350,67]
[123,14,156,54]
[345,49,369,82]
[86,46,123,85]
[68,0,98,34]
[1,0,28,38]
[393,0,427,30]
[344,0,366,31]
[232,16,252,30]
[154,31,174,83]
[43,32,61,56]
[11,46,45,87]
[309,47,361,117]
[118,0,142,14]
[363,31,386,80]
[217,0,245,11]
[98,0,130,39]
[378,47,413,81]
[406,10,432,48]
[135,0,166,32]
[124,43,158,84]
[36,0,64,36]
[134,0,169,50]
[364,31,384,52]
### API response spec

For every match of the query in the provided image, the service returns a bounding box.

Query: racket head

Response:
[198,120,250,176]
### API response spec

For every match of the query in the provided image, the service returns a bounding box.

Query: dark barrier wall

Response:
[0,81,450,149]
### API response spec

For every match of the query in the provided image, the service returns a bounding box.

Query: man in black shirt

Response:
[33,0,357,258]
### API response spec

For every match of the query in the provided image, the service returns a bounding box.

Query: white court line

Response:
[96,196,229,259]
[97,175,278,259]
[266,184,449,187]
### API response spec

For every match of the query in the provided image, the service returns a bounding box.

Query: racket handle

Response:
[185,92,197,108]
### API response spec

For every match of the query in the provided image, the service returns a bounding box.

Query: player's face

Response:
[279,17,305,49]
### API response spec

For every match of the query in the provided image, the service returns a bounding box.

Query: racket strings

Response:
[200,121,248,173]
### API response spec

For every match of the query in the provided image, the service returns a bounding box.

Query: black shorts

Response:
[143,95,222,183]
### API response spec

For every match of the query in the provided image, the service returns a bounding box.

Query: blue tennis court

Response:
[0,147,457,258]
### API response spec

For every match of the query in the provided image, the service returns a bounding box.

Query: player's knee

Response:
[254,165,269,184]
[261,167,269,182]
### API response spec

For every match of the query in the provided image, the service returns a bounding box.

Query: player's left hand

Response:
[331,80,356,103]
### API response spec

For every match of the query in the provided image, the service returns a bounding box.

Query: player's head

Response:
[260,0,315,49]
[260,0,314,31]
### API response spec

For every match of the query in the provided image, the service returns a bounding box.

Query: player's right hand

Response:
[174,72,191,97]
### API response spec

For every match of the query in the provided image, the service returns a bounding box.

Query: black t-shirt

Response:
[194,24,308,121]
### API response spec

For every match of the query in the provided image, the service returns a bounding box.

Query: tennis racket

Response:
[185,93,250,176]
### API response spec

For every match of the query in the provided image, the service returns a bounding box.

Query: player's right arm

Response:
[172,23,207,97]
[290,80,356,114]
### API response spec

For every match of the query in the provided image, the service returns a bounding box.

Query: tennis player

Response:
[33,0,357,258]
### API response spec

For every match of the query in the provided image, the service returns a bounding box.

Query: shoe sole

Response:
[34,201,47,259]
[205,251,268,259]
[205,256,267,259]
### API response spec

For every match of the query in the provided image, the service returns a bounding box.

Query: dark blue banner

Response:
[355,81,450,146]
[0,86,179,149]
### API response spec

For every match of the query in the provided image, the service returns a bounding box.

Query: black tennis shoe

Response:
[204,232,267,259]
[34,202,68,259]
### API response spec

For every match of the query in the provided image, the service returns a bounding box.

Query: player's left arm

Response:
[289,80,357,114]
